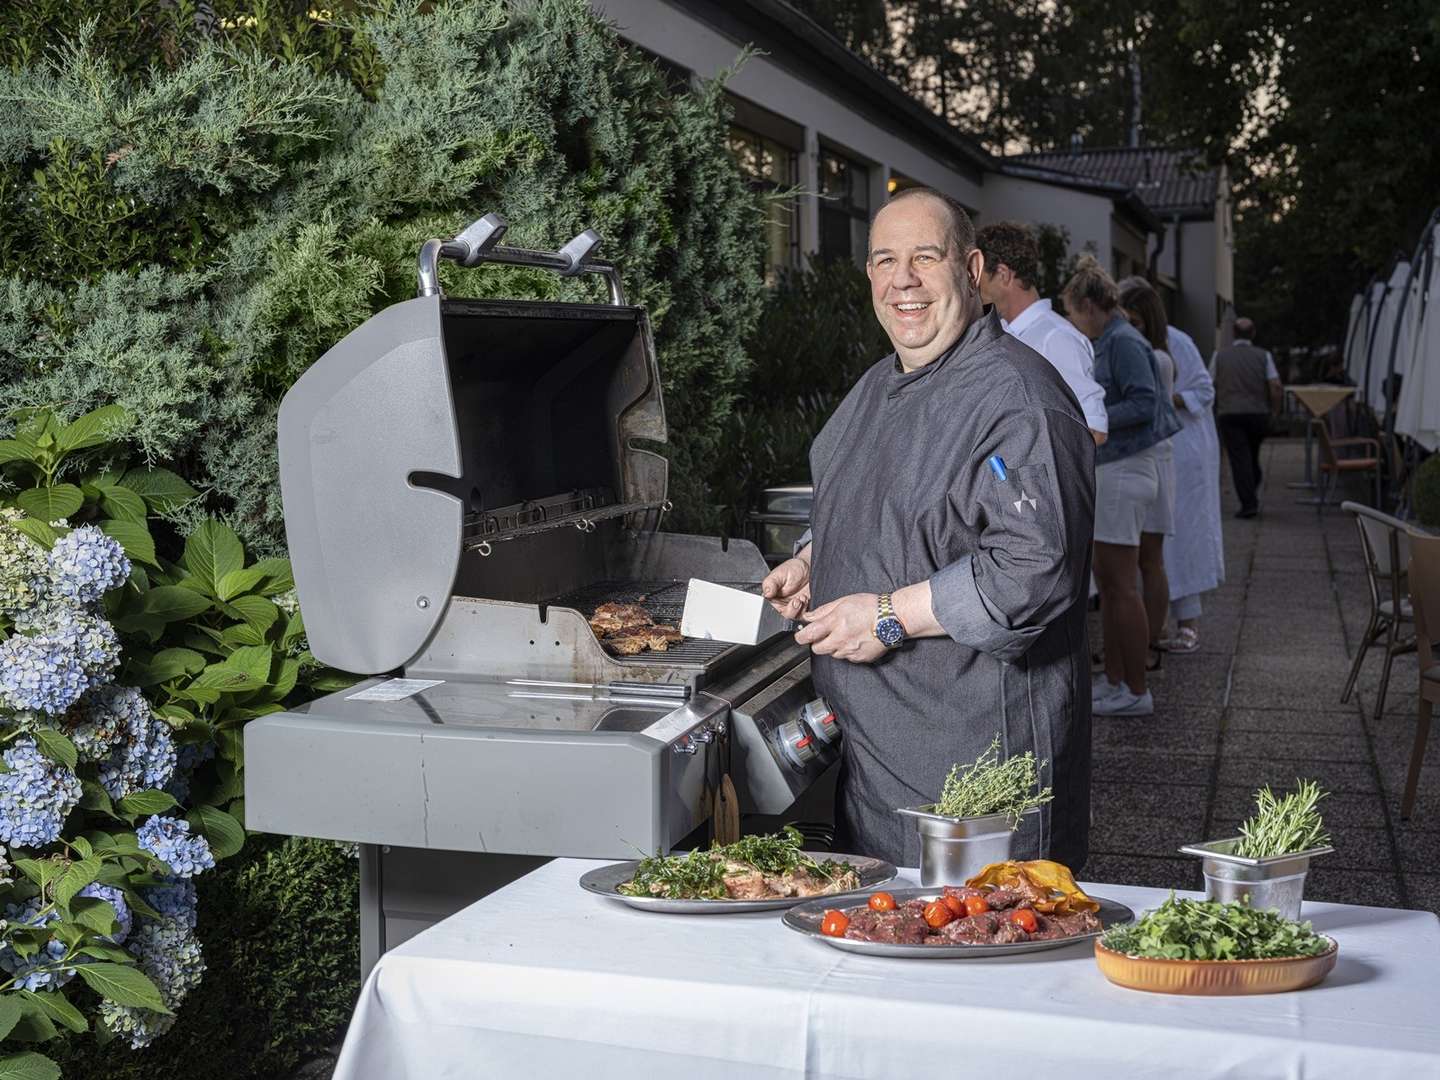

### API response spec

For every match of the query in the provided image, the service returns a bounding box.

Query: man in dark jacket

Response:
[759,188,1096,870]
[1211,317,1282,518]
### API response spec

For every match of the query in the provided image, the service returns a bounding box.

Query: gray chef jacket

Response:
[807,310,1096,870]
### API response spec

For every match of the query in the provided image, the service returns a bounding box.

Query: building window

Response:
[728,125,799,285]
[818,146,870,265]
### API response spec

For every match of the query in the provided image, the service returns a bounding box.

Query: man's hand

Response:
[761,556,811,619]
[796,593,887,664]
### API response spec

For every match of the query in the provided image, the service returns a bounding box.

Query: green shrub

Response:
[1412,454,1440,529]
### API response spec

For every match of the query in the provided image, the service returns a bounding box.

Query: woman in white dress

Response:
[1121,277,1224,653]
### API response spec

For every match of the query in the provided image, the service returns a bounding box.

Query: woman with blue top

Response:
[1061,257,1181,717]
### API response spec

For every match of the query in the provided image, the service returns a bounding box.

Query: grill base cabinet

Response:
[245,218,838,977]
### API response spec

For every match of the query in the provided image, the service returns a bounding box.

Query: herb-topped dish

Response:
[578,827,897,914]
[1181,780,1335,920]
[898,736,1053,885]
[1095,895,1338,995]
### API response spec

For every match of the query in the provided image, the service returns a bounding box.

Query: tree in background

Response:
[794,0,1440,347]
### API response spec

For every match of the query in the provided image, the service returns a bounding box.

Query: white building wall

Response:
[978,174,1113,265]
[593,0,985,244]
[1179,220,1220,356]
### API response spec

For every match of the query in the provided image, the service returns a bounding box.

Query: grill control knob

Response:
[801,698,840,746]
[776,718,820,769]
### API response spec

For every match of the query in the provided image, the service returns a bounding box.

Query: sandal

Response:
[1146,645,1164,672]
[1159,627,1200,654]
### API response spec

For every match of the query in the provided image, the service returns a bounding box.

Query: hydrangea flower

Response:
[13,604,122,682]
[0,738,83,847]
[45,525,130,605]
[143,879,198,930]
[97,691,176,801]
[136,816,214,878]
[0,844,11,887]
[0,631,91,714]
[0,513,48,618]
[0,898,74,991]
[75,882,134,945]
[99,917,204,1048]
[64,684,138,762]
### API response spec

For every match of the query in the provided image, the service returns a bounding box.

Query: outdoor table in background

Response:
[330,858,1440,1080]
[1286,384,1357,495]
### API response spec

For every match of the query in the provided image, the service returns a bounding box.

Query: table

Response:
[1285,384,1357,494]
[332,858,1440,1080]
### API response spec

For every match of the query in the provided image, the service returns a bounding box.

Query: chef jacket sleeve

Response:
[927,403,1095,664]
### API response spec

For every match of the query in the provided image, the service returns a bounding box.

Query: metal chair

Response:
[1314,419,1382,509]
[1340,501,1414,721]
[1402,528,1440,819]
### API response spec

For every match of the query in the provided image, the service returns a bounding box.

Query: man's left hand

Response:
[795,593,887,663]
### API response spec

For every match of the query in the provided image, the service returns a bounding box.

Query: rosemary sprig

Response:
[1233,780,1331,859]
[932,735,1052,825]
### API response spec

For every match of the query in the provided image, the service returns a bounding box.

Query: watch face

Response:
[875,616,905,648]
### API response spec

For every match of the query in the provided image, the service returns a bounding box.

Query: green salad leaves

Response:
[1102,895,1332,961]
[618,826,855,899]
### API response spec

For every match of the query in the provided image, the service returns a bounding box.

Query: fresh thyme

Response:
[1102,894,1331,961]
[1233,780,1331,859]
[617,826,855,898]
[932,735,1052,825]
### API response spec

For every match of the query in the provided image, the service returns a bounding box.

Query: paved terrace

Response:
[1087,438,1438,916]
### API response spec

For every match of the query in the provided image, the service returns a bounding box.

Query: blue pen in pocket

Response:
[987,455,1008,482]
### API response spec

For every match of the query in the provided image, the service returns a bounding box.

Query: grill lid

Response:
[279,215,665,675]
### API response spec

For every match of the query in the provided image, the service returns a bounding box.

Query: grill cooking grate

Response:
[546,579,765,667]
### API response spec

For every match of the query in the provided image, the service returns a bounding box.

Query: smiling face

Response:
[866,194,984,370]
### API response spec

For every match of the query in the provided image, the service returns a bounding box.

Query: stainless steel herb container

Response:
[896,806,1036,886]
[1178,838,1334,921]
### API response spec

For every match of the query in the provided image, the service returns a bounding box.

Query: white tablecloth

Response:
[333,859,1440,1080]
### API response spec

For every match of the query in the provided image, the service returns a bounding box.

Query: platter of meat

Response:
[588,602,684,656]
[580,828,897,914]
[783,865,1133,957]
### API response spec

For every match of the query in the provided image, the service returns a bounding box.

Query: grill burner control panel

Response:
[775,699,839,770]
[729,667,840,813]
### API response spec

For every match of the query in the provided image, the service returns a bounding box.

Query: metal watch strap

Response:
[878,593,895,621]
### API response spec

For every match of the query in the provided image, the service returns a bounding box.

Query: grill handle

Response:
[416,212,627,305]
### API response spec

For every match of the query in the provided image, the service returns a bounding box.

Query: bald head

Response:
[1235,317,1256,340]
[874,187,977,276]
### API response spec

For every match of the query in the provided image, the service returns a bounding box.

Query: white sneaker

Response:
[1091,677,1123,704]
[1093,687,1154,716]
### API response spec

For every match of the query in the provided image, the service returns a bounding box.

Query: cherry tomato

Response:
[867,892,897,913]
[963,895,991,917]
[941,894,966,917]
[923,900,955,929]
[1007,908,1038,933]
[821,909,850,937]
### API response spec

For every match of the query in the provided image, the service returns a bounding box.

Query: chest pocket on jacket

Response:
[990,463,1064,551]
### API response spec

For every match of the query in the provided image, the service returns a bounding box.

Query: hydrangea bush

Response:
[0,406,348,1078]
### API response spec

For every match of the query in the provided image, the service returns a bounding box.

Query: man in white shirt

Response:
[976,222,1108,445]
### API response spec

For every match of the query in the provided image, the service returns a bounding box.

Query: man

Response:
[761,188,1096,870]
[976,221,1109,445]
[1210,317,1282,518]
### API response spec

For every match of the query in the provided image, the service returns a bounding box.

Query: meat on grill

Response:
[589,602,653,635]
[588,602,684,656]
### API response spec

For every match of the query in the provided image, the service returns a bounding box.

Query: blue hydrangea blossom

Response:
[45,526,131,605]
[0,898,75,991]
[136,815,214,877]
[0,631,92,715]
[144,879,198,930]
[78,881,134,944]
[99,885,205,1049]
[97,692,176,801]
[0,738,83,847]
[0,513,47,618]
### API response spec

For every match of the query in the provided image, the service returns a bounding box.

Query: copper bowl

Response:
[1094,937,1338,995]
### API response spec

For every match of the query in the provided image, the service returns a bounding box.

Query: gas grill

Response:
[244,214,840,974]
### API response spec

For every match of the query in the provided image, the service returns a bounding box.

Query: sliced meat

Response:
[722,863,771,900]
[979,887,1026,910]
[843,908,929,945]
[642,625,683,651]
[933,910,1006,944]
[941,886,986,902]
[1029,909,1103,941]
[772,867,859,897]
[604,628,650,655]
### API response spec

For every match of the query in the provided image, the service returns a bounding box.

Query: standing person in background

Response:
[1118,281,1177,669]
[976,222,1109,445]
[1063,257,1181,717]
[1211,317,1282,519]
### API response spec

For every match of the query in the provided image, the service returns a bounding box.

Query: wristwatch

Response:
[873,593,907,648]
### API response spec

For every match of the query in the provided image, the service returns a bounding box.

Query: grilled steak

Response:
[604,627,652,655]
[1029,909,1102,940]
[589,602,652,635]
[767,866,860,897]
[722,863,772,900]
[843,908,930,945]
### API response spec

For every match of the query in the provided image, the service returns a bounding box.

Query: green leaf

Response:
[78,779,116,818]
[141,585,213,622]
[19,991,86,1035]
[77,942,131,963]
[7,997,57,1043]
[188,804,245,860]
[70,896,120,938]
[252,557,295,595]
[0,1051,62,1080]
[14,858,59,891]
[53,856,102,910]
[228,594,280,632]
[15,485,83,522]
[97,483,148,524]
[99,518,158,568]
[69,835,93,859]
[281,609,306,649]
[120,466,199,512]
[215,567,266,601]
[0,996,22,1042]
[76,964,172,1014]
[183,520,245,592]
[0,439,38,466]
[226,644,274,684]
[191,664,263,693]
[133,647,208,686]
[9,518,57,549]
[31,729,77,771]
[118,790,177,817]
[55,404,130,452]
[220,622,268,648]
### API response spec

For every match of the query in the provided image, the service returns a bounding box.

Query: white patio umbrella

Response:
[1344,289,1369,385]
[1396,237,1440,449]
[1366,260,1411,414]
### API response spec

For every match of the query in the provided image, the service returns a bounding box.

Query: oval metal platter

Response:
[783,886,1135,958]
[579,853,899,914]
